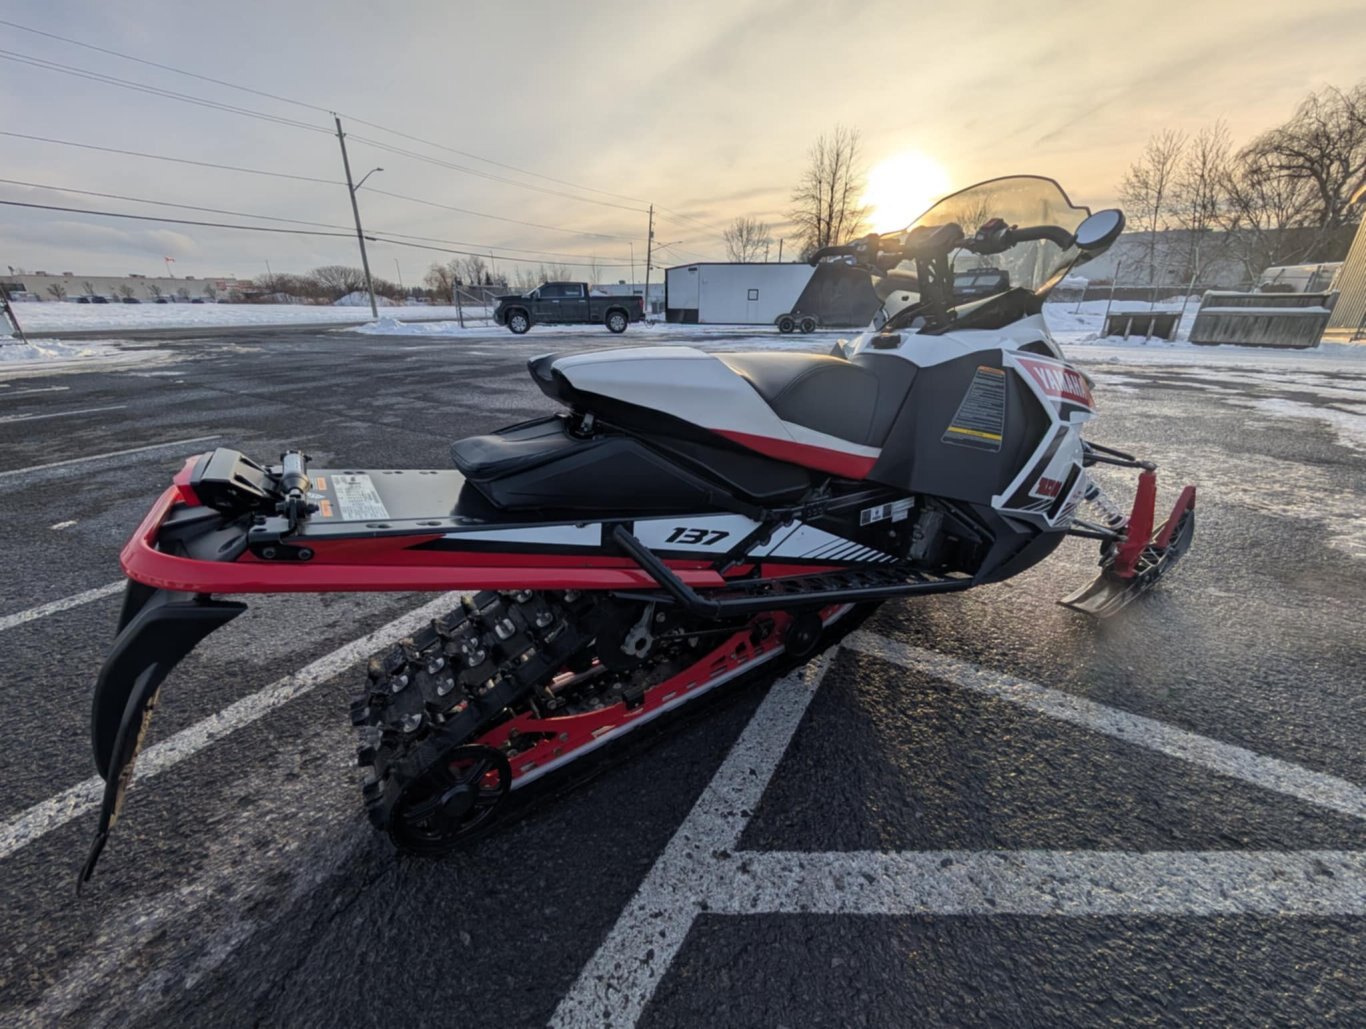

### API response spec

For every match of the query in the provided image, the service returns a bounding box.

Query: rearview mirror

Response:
[1073,209,1124,251]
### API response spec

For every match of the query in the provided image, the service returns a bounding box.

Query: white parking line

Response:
[549,652,837,1028]
[711,850,1366,916]
[0,403,127,423]
[3,385,71,397]
[0,581,123,634]
[844,633,1366,821]
[0,434,221,478]
[553,636,1366,1028]
[0,591,460,861]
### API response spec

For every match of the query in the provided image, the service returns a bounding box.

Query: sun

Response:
[862,151,951,233]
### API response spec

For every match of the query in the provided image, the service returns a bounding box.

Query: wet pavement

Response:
[0,326,1362,1027]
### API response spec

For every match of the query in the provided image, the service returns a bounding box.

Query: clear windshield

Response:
[885,175,1091,296]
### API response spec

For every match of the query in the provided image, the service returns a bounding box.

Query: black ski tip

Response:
[76,831,110,894]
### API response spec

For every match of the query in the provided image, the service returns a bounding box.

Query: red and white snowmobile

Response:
[82,176,1195,882]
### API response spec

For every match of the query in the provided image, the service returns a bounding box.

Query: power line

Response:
[0,17,336,116]
[654,208,731,245]
[0,167,633,265]
[0,39,650,215]
[0,19,651,208]
[363,186,637,241]
[346,134,648,213]
[0,49,333,136]
[0,198,635,268]
[366,236,632,269]
[0,199,356,238]
[0,183,628,263]
[0,177,353,231]
[1,131,638,251]
[0,130,341,185]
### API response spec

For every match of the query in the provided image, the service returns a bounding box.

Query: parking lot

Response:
[1,326,1364,1027]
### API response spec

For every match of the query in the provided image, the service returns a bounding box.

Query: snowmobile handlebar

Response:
[811,221,1076,270]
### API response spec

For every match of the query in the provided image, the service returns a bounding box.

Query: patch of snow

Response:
[333,291,400,307]
[0,338,166,376]
[1233,397,1366,453]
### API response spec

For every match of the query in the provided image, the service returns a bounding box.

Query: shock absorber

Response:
[1082,474,1128,530]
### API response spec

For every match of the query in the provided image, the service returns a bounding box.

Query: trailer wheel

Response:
[799,316,817,334]
[606,309,628,333]
[507,310,530,334]
[776,314,796,334]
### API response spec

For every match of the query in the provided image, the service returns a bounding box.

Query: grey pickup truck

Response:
[493,282,644,334]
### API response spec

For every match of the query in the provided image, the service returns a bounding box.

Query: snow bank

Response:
[0,338,167,372]
[8,303,472,333]
[0,339,119,363]
[334,291,400,307]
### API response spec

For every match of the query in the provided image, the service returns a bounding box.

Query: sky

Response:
[1,0,1364,284]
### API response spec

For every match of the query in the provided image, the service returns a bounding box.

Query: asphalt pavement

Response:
[0,324,1362,1027]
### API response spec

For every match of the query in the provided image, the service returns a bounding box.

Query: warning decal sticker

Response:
[331,473,390,522]
[942,365,1007,452]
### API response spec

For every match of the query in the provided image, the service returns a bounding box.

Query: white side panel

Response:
[751,523,896,563]
[695,264,813,325]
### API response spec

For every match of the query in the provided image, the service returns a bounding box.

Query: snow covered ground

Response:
[3,302,478,333]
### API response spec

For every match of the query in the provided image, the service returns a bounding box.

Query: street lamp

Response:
[333,113,383,318]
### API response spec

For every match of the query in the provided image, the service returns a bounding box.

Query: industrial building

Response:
[0,271,253,302]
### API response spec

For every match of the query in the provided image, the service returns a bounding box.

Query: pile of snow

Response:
[333,291,400,307]
[0,338,127,366]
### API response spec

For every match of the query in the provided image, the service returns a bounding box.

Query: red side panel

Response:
[713,429,876,479]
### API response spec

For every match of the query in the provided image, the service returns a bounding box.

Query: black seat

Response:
[718,352,914,447]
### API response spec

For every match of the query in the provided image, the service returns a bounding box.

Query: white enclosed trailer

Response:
[665,262,877,331]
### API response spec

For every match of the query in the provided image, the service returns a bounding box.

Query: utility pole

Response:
[0,283,27,343]
[778,238,784,262]
[334,115,379,320]
[643,204,653,322]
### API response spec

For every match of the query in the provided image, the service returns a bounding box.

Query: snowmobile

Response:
[81,176,1195,883]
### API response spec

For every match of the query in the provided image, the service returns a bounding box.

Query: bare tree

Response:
[311,265,365,299]
[1119,129,1186,284]
[46,283,66,301]
[722,216,772,262]
[1218,148,1322,282]
[789,125,869,259]
[116,284,135,300]
[146,283,163,300]
[203,283,218,300]
[587,255,604,285]
[423,260,457,301]
[82,280,95,298]
[1171,121,1231,281]
[457,255,488,288]
[1245,83,1366,229]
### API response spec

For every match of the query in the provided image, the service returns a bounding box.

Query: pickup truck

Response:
[493,282,644,334]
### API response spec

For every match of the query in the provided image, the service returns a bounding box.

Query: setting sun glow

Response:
[862,151,951,232]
